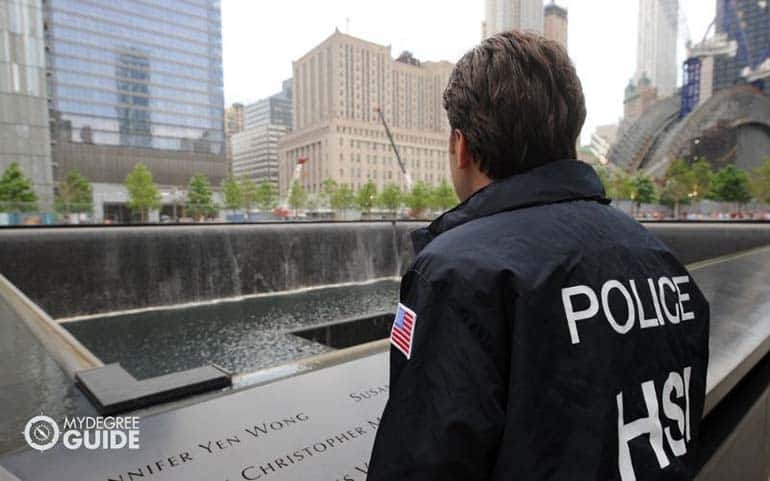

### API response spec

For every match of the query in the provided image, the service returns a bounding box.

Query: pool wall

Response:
[0,222,413,319]
[1,221,769,319]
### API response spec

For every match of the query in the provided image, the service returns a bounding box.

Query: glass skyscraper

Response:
[0,0,53,206]
[44,0,226,188]
[244,79,293,130]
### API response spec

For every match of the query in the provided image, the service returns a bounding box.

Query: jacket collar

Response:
[411,159,610,254]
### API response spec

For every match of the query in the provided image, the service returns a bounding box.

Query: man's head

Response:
[443,31,586,201]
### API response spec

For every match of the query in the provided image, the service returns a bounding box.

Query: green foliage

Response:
[749,158,770,203]
[240,176,258,210]
[330,184,355,211]
[690,158,713,200]
[125,162,160,221]
[0,162,38,212]
[659,159,695,217]
[355,181,378,213]
[320,179,338,209]
[305,194,320,211]
[254,182,278,211]
[630,174,657,206]
[186,174,216,219]
[709,165,752,204]
[221,175,243,211]
[405,181,432,216]
[430,181,458,211]
[378,183,401,213]
[607,170,634,200]
[55,169,93,214]
[288,181,308,213]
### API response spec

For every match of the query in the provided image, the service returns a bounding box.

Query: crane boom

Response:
[374,107,412,190]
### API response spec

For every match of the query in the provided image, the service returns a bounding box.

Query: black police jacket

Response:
[366,160,710,481]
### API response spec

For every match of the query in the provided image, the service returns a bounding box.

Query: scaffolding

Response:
[680,57,702,118]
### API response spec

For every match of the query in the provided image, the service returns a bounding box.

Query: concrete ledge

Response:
[696,353,770,481]
[0,273,101,378]
[648,222,770,265]
[0,465,21,481]
[691,246,770,415]
[75,363,231,415]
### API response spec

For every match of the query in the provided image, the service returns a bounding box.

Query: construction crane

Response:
[277,157,307,217]
[374,107,413,191]
[289,157,308,191]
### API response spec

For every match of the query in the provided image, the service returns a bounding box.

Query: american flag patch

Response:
[391,303,417,359]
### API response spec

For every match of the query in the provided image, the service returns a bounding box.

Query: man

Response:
[366,31,709,481]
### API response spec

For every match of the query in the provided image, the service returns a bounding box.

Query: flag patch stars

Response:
[391,303,417,359]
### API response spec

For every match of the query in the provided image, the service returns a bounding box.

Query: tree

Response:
[240,176,258,211]
[356,180,378,213]
[608,170,634,200]
[430,181,458,212]
[288,181,307,216]
[749,158,770,203]
[55,169,93,216]
[690,158,713,201]
[221,175,243,213]
[378,183,401,216]
[331,184,355,212]
[306,194,320,212]
[320,179,338,210]
[125,162,160,222]
[405,181,432,218]
[659,159,695,219]
[710,165,752,206]
[630,174,657,211]
[254,182,278,212]
[186,174,216,220]
[0,162,38,212]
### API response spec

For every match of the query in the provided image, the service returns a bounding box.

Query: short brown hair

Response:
[443,31,586,179]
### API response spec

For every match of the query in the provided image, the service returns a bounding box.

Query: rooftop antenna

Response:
[345,17,350,34]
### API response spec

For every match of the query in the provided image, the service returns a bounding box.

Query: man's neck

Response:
[462,175,493,202]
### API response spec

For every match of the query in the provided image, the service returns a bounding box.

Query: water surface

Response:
[64,281,399,379]
[0,297,96,455]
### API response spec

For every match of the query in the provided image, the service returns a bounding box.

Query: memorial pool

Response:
[62,281,400,380]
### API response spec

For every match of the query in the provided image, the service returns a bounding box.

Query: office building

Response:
[225,102,244,166]
[278,31,454,198]
[231,123,287,186]
[635,0,679,97]
[0,0,53,207]
[623,75,659,125]
[483,0,544,39]
[231,81,294,186]
[589,124,619,165]
[244,79,293,130]
[544,2,568,50]
[44,0,226,220]
[225,103,245,138]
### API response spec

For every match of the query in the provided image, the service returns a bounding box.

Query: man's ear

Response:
[454,129,474,170]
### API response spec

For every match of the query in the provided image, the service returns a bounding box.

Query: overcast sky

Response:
[222,0,715,144]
